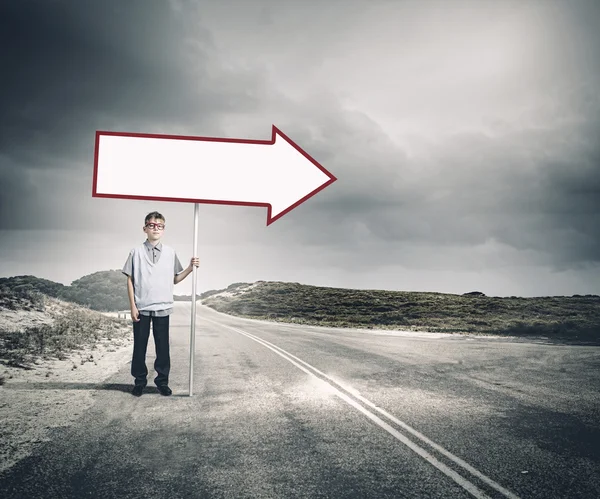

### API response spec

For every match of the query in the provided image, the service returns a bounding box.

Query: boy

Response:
[122,211,199,397]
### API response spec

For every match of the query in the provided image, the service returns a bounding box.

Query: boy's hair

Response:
[145,211,165,224]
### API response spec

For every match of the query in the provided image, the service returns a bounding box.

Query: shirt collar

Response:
[144,240,162,251]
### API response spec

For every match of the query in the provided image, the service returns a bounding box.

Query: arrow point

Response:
[266,126,336,224]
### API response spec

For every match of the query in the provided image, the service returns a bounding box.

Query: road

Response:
[1,302,599,498]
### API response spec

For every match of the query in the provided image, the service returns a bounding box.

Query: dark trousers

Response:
[131,314,170,387]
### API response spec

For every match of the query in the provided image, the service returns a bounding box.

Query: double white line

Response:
[205,318,520,499]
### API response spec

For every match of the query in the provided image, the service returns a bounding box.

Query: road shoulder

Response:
[0,334,133,474]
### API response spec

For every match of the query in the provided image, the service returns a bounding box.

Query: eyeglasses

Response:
[145,223,165,230]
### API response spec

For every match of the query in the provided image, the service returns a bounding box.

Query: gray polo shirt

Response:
[122,240,184,316]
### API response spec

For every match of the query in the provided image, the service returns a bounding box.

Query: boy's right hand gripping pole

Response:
[189,203,199,397]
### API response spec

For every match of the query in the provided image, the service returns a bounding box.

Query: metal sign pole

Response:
[189,203,199,397]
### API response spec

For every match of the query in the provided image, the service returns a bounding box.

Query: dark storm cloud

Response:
[272,85,600,271]
[2,1,199,158]
[0,0,268,229]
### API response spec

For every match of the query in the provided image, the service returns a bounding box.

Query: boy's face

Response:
[143,217,165,243]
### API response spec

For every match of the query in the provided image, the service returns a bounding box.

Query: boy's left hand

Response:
[189,257,199,269]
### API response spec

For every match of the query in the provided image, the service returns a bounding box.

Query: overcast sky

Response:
[1,0,599,297]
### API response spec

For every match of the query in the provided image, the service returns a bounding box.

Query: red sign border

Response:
[93,125,336,225]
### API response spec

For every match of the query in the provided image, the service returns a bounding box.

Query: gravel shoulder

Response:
[0,309,133,474]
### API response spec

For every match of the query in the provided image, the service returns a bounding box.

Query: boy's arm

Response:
[174,257,200,284]
[173,265,193,284]
[122,250,139,322]
[127,275,140,322]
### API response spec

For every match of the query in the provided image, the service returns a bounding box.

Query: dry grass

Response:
[202,281,600,343]
[0,291,131,368]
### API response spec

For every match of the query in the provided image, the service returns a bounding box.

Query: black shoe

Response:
[157,385,172,396]
[132,385,144,397]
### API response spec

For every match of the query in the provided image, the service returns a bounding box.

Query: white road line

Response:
[243,331,521,499]
[204,318,521,499]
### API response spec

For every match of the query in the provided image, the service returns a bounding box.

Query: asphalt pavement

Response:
[1,302,598,498]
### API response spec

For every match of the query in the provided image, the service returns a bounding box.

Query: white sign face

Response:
[93,126,336,225]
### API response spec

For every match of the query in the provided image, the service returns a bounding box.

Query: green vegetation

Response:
[0,272,193,312]
[203,281,600,343]
[0,292,130,367]
[65,271,130,310]
[0,283,46,313]
[0,276,66,307]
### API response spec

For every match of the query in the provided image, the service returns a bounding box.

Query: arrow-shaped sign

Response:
[93,125,336,225]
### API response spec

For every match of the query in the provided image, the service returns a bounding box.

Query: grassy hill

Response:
[201,281,600,343]
[0,272,193,312]
[0,289,131,369]
[2,274,599,344]
[0,271,196,369]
